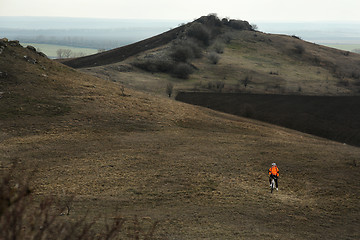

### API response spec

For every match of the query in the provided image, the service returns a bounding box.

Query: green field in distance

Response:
[22,42,98,59]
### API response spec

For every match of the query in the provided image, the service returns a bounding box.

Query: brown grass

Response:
[80,28,360,97]
[1,38,360,239]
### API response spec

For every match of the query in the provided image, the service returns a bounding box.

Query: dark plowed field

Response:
[176,92,360,146]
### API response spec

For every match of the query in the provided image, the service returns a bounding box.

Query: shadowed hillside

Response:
[1,24,360,240]
[60,25,187,68]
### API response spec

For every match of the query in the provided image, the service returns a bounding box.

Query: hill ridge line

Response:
[60,25,186,68]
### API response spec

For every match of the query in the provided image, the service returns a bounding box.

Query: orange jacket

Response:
[269,166,279,177]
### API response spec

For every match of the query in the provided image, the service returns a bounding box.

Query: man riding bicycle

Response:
[269,163,279,191]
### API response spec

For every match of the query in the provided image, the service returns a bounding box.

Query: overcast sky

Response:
[1,0,359,23]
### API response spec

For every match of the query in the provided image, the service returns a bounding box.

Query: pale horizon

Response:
[1,0,360,23]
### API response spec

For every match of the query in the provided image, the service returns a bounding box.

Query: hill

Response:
[1,30,360,239]
[62,15,360,147]
[62,15,360,96]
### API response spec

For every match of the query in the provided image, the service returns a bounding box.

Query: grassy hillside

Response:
[72,15,360,152]
[66,16,360,97]
[1,37,360,239]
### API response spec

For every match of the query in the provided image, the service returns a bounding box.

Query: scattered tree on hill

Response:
[226,19,253,30]
[251,23,258,31]
[221,32,234,44]
[208,52,220,64]
[166,82,174,97]
[170,43,195,62]
[242,74,252,88]
[120,85,126,96]
[131,14,253,79]
[186,22,211,46]
[56,49,72,59]
[216,81,225,92]
[171,63,194,79]
[213,41,224,54]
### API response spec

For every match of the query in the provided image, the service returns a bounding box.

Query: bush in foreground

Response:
[0,170,158,240]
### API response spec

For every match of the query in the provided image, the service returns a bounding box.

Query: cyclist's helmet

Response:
[272,162,276,166]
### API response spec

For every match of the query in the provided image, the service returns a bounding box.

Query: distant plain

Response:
[21,42,98,59]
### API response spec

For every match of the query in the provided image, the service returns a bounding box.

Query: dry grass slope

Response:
[72,16,360,96]
[1,37,360,239]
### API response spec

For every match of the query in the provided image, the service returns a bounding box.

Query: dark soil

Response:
[176,92,360,146]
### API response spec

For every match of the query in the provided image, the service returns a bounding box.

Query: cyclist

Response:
[269,162,279,191]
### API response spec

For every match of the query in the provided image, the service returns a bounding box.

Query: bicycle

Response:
[270,175,278,193]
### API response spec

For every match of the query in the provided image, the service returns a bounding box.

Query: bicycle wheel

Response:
[270,179,274,193]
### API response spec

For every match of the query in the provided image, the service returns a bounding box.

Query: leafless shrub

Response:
[221,32,234,44]
[169,39,203,62]
[170,44,195,62]
[197,13,222,27]
[59,194,74,216]
[213,42,224,54]
[0,170,159,240]
[132,58,174,73]
[226,20,252,30]
[215,81,225,92]
[125,216,159,240]
[208,52,220,64]
[166,82,174,97]
[251,23,258,31]
[56,49,72,59]
[186,22,211,46]
[242,75,252,88]
[171,63,194,79]
[120,85,126,96]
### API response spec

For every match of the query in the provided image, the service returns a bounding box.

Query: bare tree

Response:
[166,82,174,97]
[56,49,72,59]
[63,49,72,58]
[251,23,258,31]
[120,85,125,96]
[208,52,220,64]
[242,75,252,88]
[56,49,64,59]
